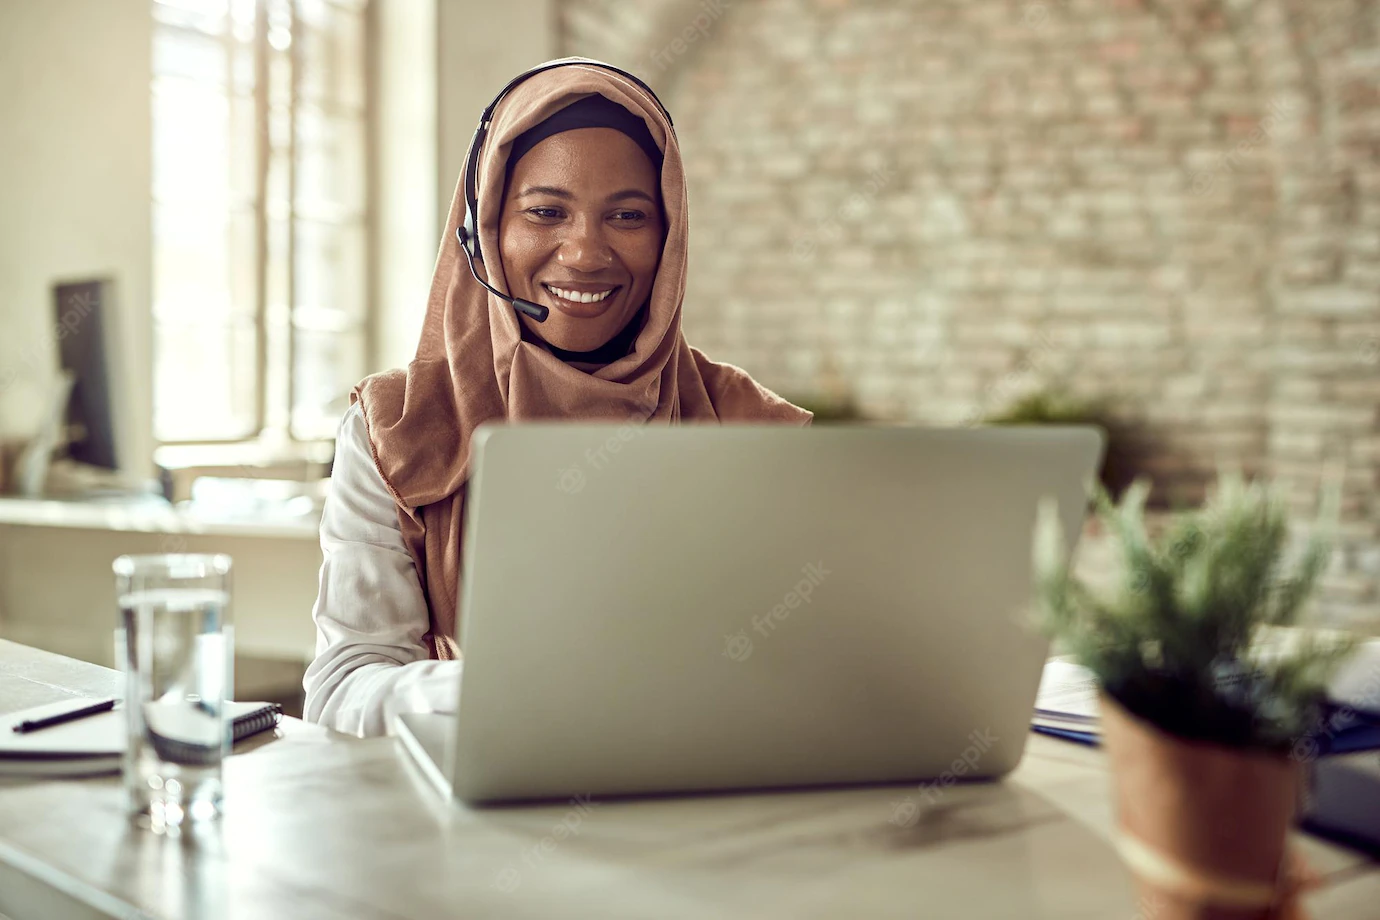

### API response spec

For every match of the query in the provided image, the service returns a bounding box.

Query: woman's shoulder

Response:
[330,400,370,469]
[688,347,813,426]
[331,401,394,503]
[340,397,367,430]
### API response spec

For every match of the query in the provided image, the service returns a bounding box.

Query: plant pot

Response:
[1100,692,1308,920]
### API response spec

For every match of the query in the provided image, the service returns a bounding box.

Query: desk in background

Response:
[0,495,321,668]
[1,639,1378,919]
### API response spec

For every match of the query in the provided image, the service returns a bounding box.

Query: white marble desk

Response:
[1,639,1377,920]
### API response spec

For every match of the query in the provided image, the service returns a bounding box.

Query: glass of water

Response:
[114,554,233,829]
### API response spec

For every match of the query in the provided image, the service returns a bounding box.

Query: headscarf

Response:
[506,92,663,178]
[351,60,810,659]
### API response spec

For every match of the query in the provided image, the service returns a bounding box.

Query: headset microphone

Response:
[455,225,550,322]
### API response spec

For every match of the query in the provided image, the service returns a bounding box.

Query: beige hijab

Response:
[352,60,810,659]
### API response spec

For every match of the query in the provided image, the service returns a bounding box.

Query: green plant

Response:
[986,389,1141,500]
[986,389,1104,426]
[1032,474,1357,752]
[790,394,865,424]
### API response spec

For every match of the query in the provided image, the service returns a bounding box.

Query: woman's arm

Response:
[301,402,461,737]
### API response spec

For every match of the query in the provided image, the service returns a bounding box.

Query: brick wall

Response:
[561,0,1380,631]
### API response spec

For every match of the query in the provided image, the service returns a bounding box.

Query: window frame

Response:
[150,0,372,455]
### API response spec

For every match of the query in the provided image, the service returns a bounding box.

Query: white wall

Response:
[0,0,154,478]
[436,0,556,232]
[370,0,439,373]
[370,0,556,373]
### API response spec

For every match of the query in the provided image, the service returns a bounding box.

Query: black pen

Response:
[12,699,117,734]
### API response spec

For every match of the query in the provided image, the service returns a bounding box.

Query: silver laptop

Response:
[396,424,1102,805]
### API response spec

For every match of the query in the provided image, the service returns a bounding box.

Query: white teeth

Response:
[546,285,614,304]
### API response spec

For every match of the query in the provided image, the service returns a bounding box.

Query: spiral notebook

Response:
[0,699,282,777]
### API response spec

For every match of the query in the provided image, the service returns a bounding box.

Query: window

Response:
[152,0,368,445]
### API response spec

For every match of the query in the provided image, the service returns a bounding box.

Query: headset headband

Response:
[458,58,674,266]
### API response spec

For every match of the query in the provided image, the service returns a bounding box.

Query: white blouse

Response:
[302,402,462,737]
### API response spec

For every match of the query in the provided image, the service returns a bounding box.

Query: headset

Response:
[455,58,676,323]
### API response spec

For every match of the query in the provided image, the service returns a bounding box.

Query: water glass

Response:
[114,554,233,828]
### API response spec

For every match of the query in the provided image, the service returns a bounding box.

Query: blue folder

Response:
[1031,708,1380,754]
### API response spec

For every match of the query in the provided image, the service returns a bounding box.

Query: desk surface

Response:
[1,639,1377,920]
[0,496,319,540]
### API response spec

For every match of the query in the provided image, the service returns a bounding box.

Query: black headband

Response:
[506,94,664,177]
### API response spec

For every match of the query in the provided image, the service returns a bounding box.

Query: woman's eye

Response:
[612,210,647,223]
[527,207,563,220]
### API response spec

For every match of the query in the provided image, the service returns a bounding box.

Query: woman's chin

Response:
[519,292,642,354]
[522,313,626,355]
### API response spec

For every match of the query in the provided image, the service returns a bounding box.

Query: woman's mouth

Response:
[541,283,622,318]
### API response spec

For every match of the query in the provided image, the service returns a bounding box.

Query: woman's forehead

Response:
[506,128,659,198]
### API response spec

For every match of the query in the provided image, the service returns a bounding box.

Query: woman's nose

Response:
[556,218,614,271]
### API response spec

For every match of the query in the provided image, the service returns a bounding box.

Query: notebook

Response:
[0,698,282,777]
[1031,639,1380,753]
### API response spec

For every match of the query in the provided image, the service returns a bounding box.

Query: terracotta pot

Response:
[1100,692,1307,920]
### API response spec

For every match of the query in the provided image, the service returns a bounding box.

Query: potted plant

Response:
[986,388,1144,501]
[1032,475,1357,920]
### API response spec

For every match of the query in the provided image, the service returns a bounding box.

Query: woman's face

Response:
[499,127,664,353]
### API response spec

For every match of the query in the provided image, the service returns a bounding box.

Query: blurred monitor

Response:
[53,278,121,471]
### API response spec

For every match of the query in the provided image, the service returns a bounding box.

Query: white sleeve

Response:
[301,402,462,737]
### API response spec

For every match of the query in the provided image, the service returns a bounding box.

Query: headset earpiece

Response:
[458,212,480,263]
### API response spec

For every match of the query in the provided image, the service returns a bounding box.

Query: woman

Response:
[303,60,810,737]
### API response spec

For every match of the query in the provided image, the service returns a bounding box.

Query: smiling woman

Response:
[302,60,811,737]
[500,94,666,356]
